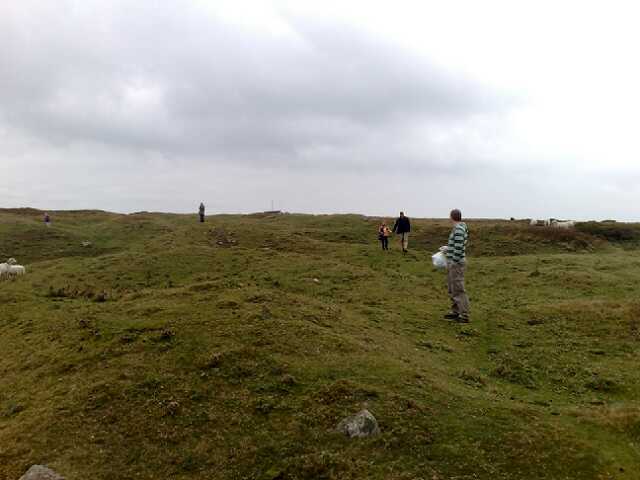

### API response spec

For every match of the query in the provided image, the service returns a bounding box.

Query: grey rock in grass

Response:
[19,465,65,480]
[336,409,381,438]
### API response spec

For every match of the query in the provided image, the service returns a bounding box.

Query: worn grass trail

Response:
[0,210,639,479]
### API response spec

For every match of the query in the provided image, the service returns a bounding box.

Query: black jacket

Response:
[393,216,411,234]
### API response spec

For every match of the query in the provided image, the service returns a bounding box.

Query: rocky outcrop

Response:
[19,465,65,480]
[336,409,381,438]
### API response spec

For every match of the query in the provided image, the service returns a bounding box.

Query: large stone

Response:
[336,409,381,438]
[19,465,65,480]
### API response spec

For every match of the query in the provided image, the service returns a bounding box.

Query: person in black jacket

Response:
[198,202,205,223]
[392,211,411,253]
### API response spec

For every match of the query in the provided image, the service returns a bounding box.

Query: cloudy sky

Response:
[1,1,639,220]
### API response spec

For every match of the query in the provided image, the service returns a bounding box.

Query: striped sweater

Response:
[446,222,469,263]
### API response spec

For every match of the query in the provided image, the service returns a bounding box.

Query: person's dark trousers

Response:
[380,237,389,250]
[199,214,205,222]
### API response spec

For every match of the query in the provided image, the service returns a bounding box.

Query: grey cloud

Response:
[0,1,515,172]
[2,2,639,221]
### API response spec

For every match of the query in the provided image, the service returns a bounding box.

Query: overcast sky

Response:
[1,1,639,220]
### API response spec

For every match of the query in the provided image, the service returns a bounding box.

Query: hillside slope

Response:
[1,210,639,479]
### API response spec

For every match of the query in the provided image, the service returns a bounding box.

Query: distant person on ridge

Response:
[44,212,51,227]
[392,211,411,253]
[378,222,391,251]
[443,209,470,323]
[198,202,205,223]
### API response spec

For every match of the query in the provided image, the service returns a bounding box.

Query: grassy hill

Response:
[1,209,639,480]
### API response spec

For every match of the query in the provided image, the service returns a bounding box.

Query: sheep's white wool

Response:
[553,221,575,229]
[0,263,8,279]
[530,219,550,227]
[8,265,26,276]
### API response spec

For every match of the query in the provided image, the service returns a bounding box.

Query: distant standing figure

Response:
[44,212,51,227]
[392,211,411,253]
[198,203,205,223]
[378,222,391,251]
[443,209,470,323]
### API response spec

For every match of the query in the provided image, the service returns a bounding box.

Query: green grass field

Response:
[1,209,639,480]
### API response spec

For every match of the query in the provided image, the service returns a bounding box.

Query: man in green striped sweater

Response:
[444,209,470,323]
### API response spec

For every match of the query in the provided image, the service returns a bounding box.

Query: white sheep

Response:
[554,220,575,229]
[8,265,26,277]
[1,259,26,280]
[0,263,8,280]
[530,219,550,227]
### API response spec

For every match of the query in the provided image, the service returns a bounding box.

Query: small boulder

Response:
[19,465,65,480]
[336,409,381,438]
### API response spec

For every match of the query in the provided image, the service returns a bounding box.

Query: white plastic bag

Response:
[432,251,448,269]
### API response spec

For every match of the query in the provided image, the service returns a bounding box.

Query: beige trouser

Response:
[400,232,409,250]
[447,261,470,317]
